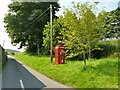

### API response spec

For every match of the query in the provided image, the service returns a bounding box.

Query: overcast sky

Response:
[0,0,119,51]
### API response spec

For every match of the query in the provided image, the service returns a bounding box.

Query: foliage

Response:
[105,7,120,39]
[4,2,60,54]
[0,46,8,69]
[92,39,118,58]
[43,19,63,54]
[13,53,118,88]
[59,2,108,62]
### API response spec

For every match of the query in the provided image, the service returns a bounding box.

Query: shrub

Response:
[92,39,118,58]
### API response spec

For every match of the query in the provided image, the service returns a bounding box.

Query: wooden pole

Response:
[50,4,53,62]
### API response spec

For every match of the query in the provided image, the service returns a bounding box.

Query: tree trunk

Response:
[83,51,86,69]
[88,46,91,59]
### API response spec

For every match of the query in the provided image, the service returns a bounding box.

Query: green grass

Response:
[13,52,118,88]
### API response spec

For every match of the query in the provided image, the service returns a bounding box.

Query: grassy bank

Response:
[13,53,118,88]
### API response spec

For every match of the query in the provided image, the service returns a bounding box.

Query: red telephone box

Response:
[55,44,65,64]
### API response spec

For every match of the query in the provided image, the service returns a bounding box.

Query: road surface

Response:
[2,56,70,90]
[2,56,46,90]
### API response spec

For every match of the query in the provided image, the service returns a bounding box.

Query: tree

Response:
[105,7,120,39]
[4,2,60,54]
[59,2,108,67]
[43,19,63,54]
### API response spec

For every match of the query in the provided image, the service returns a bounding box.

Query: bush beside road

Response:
[0,45,7,70]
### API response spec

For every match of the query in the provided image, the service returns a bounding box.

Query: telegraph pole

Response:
[50,4,53,62]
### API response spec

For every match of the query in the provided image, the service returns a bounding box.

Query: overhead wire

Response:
[28,4,57,28]
[30,4,57,25]
[30,7,50,26]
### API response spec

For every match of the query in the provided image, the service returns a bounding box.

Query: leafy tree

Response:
[43,19,63,54]
[4,2,60,54]
[105,7,120,39]
[60,2,108,67]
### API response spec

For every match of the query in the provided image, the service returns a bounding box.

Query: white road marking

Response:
[19,80,25,90]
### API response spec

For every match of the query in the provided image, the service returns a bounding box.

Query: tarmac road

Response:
[2,56,71,90]
[2,56,46,90]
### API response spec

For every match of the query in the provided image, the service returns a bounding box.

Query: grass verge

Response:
[13,52,118,88]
